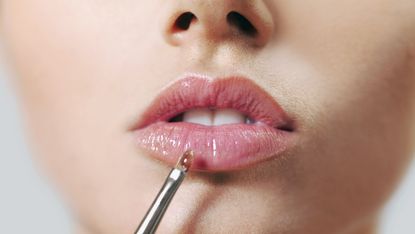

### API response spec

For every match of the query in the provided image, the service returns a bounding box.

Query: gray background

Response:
[1,60,415,233]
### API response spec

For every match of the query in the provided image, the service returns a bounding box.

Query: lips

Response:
[132,75,296,171]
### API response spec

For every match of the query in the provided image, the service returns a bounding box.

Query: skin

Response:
[1,0,415,233]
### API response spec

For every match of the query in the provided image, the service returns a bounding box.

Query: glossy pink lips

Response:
[132,76,296,171]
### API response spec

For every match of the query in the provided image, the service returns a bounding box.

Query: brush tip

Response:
[176,149,194,172]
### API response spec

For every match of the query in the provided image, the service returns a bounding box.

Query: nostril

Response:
[174,12,197,31]
[227,11,258,37]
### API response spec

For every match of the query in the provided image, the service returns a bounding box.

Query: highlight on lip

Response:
[132,75,297,171]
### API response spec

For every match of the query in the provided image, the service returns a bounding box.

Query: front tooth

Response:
[213,109,246,126]
[182,108,213,125]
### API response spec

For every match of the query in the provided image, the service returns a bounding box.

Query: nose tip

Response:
[162,1,274,48]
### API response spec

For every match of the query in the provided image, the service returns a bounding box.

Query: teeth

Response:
[213,109,246,126]
[182,108,248,126]
[182,108,213,125]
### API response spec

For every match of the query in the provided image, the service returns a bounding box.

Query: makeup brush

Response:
[135,150,194,234]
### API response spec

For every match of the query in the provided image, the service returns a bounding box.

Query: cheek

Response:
[1,2,177,232]
[289,14,415,233]
[1,0,165,166]
[257,2,415,230]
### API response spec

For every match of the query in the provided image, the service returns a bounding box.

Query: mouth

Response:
[131,75,297,171]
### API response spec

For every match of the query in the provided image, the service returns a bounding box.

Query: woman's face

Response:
[2,0,415,233]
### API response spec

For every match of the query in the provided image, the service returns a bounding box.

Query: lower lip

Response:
[134,121,295,171]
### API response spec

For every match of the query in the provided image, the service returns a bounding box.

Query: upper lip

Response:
[132,75,296,171]
[134,76,295,131]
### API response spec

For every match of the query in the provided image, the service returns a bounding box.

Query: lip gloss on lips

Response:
[133,76,296,171]
[135,150,194,234]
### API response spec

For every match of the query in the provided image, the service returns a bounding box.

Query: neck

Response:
[75,218,379,234]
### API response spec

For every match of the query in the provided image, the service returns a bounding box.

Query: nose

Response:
[162,0,275,48]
